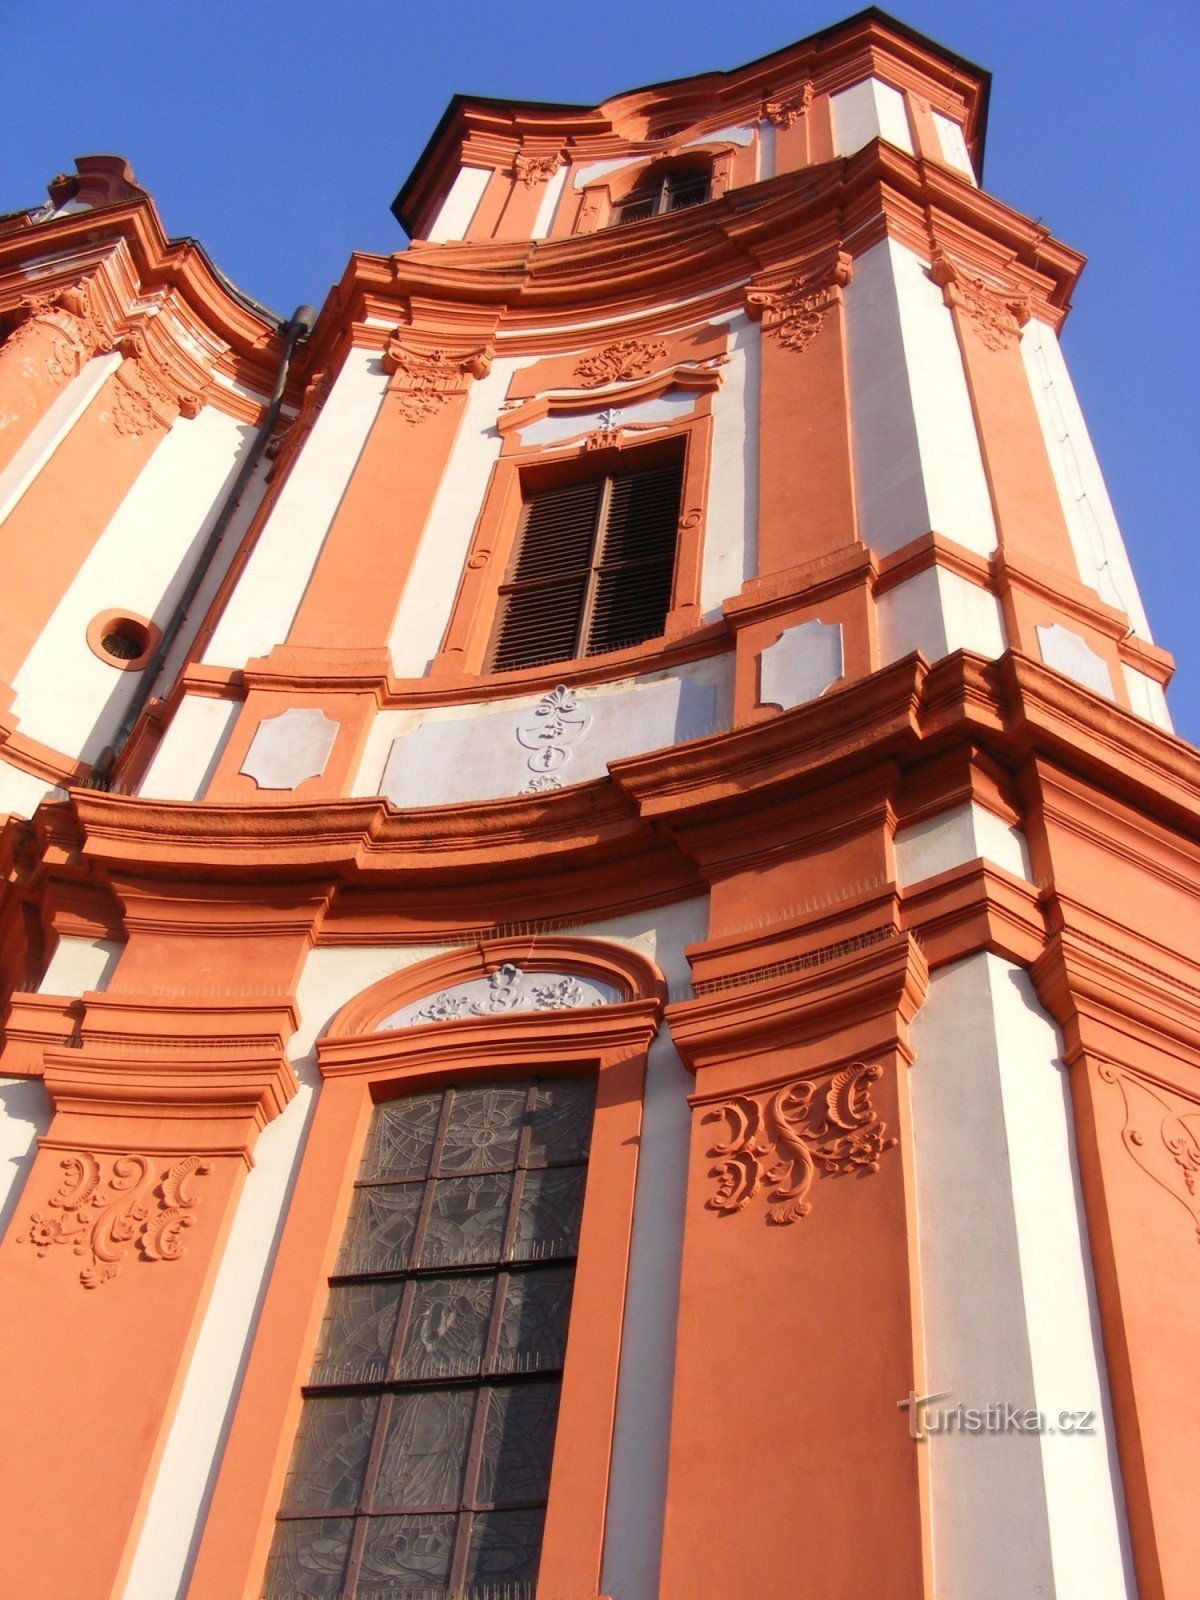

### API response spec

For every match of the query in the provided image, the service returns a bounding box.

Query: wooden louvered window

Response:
[610,169,711,226]
[489,458,683,673]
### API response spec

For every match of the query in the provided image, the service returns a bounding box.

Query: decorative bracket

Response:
[704,1062,897,1224]
[382,331,493,424]
[745,251,854,354]
[513,151,563,188]
[930,252,1031,351]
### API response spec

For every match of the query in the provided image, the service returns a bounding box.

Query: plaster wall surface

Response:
[908,954,1131,1599]
[931,111,976,182]
[427,166,491,243]
[12,408,256,763]
[532,166,568,239]
[38,934,122,995]
[702,312,758,617]
[876,566,1006,665]
[355,654,731,806]
[0,758,58,818]
[1121,663,1173,732]
[0,350,121,530]
[831,78,914,156]
[1019,319,1151,638]
[123,903,705,1600]
[203,349,388,667]
[386,355,527,677]
[138,695,241,801]
[0,1076,51,1240]
[894,800,1031,886]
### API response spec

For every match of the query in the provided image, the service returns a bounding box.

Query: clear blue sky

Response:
[4,1,1197,740]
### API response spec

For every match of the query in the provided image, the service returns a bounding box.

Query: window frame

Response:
[432,370,719,687]
[187,938,666,1600]
[609,167,712,227]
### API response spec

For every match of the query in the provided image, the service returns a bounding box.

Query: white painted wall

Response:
[1019,318,1151,638]
[931,111,977,184]
[0,1076,52,1241]
[122,899,706,1600]
[138,695,241,801]
[427,166,492,243]
[894,801,1031,887]
[517,388,699,448]
[11,407,257,765]
[0,758,59,819]
[756,120,776,182]
[0,350,121,530]
[831,78,914,157]
[908,954,1132,1599]
[531,166,568,239]
[204,349,388,667]
[702,312,758,618]
[1121,663,1173,733]
[845,238,997,558]
[386,355,526,677]
[876,566,1006,666]
[360,654,732,807]
[38,935,122,995]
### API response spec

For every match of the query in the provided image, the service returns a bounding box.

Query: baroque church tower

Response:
[0,11,1195,1598]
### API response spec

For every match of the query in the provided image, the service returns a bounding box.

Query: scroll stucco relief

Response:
[704,1063,896,1224]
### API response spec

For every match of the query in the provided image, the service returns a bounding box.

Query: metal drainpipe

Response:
[85,304,316,791]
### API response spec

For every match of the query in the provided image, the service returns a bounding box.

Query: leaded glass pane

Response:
[493,1268,573,1375]
[282,1395,379,1514]
[313,1281,405,1385]
[339,1183,423,1275]
[396,1275,493,1382]
[357,1514,457,1597]
[438,1086,527,1174]
[419,1173,513,1269]
[464,1509,544,1594]
[526,1079,594,1166]
[372,1388,475,1510]
[474,1381,560,1508]
[365,1092,444,1181]
[509,1167,586,1261]
[263,1517,354,1599]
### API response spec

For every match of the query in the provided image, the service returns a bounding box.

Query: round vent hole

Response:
[101,625,148,662]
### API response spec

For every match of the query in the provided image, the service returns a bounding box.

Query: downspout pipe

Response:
[86,304,316,791]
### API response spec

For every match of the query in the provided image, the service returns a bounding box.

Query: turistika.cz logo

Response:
[898,1391,1097,1442]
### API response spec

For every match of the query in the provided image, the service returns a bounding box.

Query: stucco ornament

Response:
[240,707,339,790]
[383,333,493,424]
[930,252,1030,351]
[574,338,668,388]
[18,1152,211,1288]
[704,1063,897,1224]
[513,151,562,187]
[379,963,620,1029]
[516,684,591,793]
[1100,1064,1200,1243]
[745,253,853,354]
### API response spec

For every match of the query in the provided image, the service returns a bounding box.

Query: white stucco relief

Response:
[239,706,339,790]
[381,962,621,1030]
[757,619,843,710]
[372,658,727,809]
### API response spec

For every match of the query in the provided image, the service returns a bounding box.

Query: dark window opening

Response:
[489,457,683,673]
[610,168,710,227]
[264,1076,597,1600]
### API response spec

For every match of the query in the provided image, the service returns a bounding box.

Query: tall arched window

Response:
[264,1076,596,1599]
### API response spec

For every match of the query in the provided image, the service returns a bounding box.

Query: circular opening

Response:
[100,624,148,661]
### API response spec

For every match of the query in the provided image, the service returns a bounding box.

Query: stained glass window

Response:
[265,1077,596,1600]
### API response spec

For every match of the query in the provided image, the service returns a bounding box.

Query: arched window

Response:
[264,1076,596,1598]
[610,164,711,226]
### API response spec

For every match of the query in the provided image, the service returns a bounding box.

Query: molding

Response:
[381,328,493,423]
[745,249,853,353]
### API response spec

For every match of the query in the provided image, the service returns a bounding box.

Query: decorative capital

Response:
[704,1062,897,1224]
[382,332,493,424]
[745,252,853,354]
[930,252,1030,350]
[762,83,813,128]
[18,1151,211,1288]
[1099,1064,1200,1244]
[574,337,668,388]
[5,276,116,383]
[513,151,562,188]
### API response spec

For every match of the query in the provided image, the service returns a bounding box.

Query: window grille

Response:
[264,1077,596,1600]
[610,169,710,226]
[490,458,682,672]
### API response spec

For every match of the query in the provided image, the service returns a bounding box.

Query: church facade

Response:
[0,11,1195,1598]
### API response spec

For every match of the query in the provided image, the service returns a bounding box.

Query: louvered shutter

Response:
[585,461,682,655]
[490,460,682,672]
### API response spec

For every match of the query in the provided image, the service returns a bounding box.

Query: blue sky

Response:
[4,1,1197,740]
